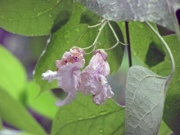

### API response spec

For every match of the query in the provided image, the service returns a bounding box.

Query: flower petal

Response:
[85,49,110,77]
[56,64,80,92]
[56,92,76,106]
[42,47,85,106]
[42,70,57,82]
[78,49,114,105]
[79,73,114,105]
[92,76,114,105]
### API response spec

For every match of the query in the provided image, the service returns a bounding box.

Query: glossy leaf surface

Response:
[0,0,73,36]
[51,93,124,135]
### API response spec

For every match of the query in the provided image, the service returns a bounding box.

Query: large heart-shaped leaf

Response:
[51,93,124,135]
[0,87,46,135]
[34,2,124,92]
[78,0,180,31]
[0,0,73,36]
[124,22,180,134]
[125,66,168,134]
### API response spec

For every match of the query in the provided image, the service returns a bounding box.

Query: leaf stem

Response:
[145,21,175,78]
[85,20,107,54]
[107,22,127,46]
[125,21,132,67]
[104,22,127,51]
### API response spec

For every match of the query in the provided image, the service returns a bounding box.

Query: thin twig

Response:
[85,20,107,54]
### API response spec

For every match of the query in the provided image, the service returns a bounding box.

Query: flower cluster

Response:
[42,47,114,106]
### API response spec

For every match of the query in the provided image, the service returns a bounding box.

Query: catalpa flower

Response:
[42,47,85,106]
[78,49,114,105]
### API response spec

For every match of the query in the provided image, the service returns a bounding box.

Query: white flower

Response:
[78,49,114,105]
[42,47,85,106]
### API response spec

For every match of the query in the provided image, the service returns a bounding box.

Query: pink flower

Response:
[78,49,114,105]
[85,49,110,77]
[42,47,85,106]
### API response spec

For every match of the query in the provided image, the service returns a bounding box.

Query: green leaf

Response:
[0,117,2,130]
[0,0,73,36]
[78,0,180,31]
[0,87,46,135]
[125,66,168,134]
[0,45,26,100]
[26,81,58,119]
[34,2,86,91]
[34,3,124,92]
[151,35,180,135]
[124,22,180,134]
[158,120,172,135]
[123,22,168,73]
[96,22,125,74]
[18,132,35,135]
[51,93,124,135]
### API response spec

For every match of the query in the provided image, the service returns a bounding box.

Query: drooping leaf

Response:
[34,2,124,92]
[51,93,124,135]
[125,22,180,134]
[125,66,168,135]
[0,87,46,135]
[0,45,26,100]
[26,81,58,119]
[78,0,180,31]
[0,0,73,36]
[158,120,172,135]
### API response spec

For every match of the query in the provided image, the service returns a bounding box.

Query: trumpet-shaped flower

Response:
[85,49,110,77]
[78,49,114,105]
[42,47,85,106]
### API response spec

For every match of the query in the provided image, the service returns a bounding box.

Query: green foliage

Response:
[34,2,124,92]
[0,87,46,135]
[78,0,180,31]
[26,81,58,119]
[127,22,165,68]
[0,45,26,100]
[158,121,172,135]
[18,132,35,135]
[127,22,180,134]
[0,0,73,36]
[154,35,180,135]
[51,93,124,135]
[125,66,168,134]
[0,117,2,130]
